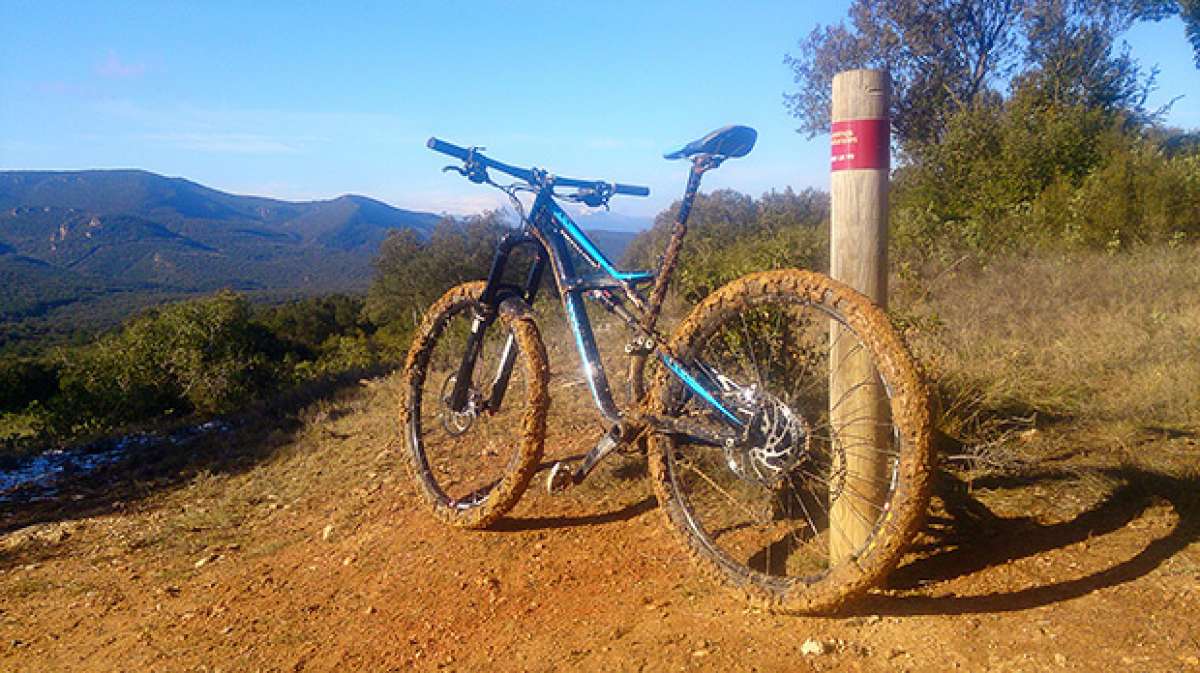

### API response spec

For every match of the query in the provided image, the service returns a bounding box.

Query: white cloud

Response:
[96,51,148,79]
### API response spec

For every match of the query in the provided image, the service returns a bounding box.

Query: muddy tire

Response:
[646,269,932,613]
[402,281,550,529]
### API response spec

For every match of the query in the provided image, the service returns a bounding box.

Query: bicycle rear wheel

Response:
[647,269,932,613]
[402,281,549,529]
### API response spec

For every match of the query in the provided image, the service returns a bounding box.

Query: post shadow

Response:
[848,465,1200,616]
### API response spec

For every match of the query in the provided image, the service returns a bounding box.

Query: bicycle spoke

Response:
[739,312,766,391]
[656,281,922,593]
[678,455,770,525]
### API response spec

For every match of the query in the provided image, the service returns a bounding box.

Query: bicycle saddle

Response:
[664,125,757,160]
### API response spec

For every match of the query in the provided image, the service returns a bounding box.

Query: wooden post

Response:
[828,69,891,565]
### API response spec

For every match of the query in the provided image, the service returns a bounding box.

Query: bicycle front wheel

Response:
[647,269,932,613]
[402,281,549,529]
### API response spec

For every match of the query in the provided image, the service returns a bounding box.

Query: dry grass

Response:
[535,247,1199,486]
[895,244,1200,480]
[40,297,659,577]
[0,371,410,575]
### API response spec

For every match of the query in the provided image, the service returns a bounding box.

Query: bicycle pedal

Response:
[546,460,575,494]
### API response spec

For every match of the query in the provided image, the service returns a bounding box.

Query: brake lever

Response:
[443,162,489,184]
[575,185,613,209]
[580,193,609,209]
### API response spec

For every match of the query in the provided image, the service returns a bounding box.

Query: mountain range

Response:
[1,170,442,302]
[0,169,639,349]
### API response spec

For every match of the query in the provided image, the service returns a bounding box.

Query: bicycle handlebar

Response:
[427,137,534,183]
[556,175,651,197]
[427,137,649,198]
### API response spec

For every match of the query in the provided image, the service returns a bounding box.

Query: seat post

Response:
[627,153,722,403]
[641,156,712,332]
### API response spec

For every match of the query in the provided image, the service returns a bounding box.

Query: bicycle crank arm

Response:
[546,427,621,493]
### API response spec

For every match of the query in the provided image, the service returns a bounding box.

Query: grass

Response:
[896,244,1200,447]
[0,370,406,575]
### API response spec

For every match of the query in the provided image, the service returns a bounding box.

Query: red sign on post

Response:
[830,118,889,171]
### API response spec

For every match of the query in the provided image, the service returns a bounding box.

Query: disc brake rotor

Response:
[713,376,812,488]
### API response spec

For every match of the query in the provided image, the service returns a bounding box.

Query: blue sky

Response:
[2,1,1197,222]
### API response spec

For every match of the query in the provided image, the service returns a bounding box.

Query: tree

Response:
[365,211,513,333]
[623,189,757,273]
[55,291,280,428]
[1183,0,1200,67]
[784,0,1179,152]
[889,89,1200,261]
[256,294,368,358]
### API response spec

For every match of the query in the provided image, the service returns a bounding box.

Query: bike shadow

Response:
[488,495,657,532]
[851,464,1200,616]
[486,453,657,532]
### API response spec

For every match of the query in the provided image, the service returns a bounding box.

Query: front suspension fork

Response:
[448,233,547,413]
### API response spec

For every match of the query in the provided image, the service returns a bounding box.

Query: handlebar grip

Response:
[427,137,470,161]
[613,183,650,197]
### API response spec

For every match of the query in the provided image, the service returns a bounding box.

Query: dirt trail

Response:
[2,376,1198,672]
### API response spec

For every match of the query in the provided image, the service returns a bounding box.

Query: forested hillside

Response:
[0,170,440,348]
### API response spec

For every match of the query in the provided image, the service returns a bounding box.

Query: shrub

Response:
[624,188,829,304]
[256,294,370,359]
[0,356,58,413]
[54,291,279,431]
[892,94,1200,265]
[365,212,513,336]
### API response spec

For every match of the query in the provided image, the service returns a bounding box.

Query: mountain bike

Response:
[402,125,933,613]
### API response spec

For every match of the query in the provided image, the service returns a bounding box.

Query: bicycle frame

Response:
[447,159,745,447]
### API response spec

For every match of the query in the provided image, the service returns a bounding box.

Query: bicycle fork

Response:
[447,231,547,415]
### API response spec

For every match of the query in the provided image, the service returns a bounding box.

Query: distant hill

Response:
[0,170,440,297]
[571,209,652,233]
[0,170,442,348]
[586,229,638,263]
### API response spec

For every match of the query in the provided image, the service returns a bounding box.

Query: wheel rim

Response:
[409,299,532,511]
[663,295,903,586]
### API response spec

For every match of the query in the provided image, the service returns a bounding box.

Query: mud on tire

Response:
[401,281,550,529]
[646,269,933,614]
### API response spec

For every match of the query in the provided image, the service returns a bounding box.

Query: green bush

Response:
[365,211,513,337]
[892,92,1200,265]
[624,188,829,304]
[256,294,369,359]
[53,291,280,431]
